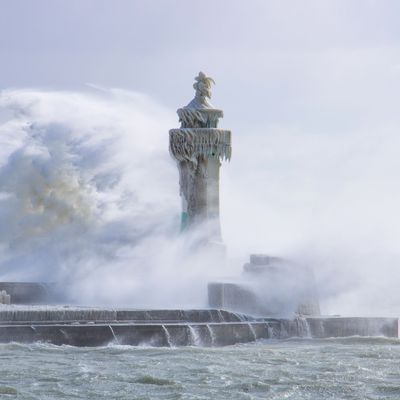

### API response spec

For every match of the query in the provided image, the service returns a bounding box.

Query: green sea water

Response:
[0,338,399,399]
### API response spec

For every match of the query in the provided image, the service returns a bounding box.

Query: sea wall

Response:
[0,307,397,347]
[0,322,274,347]
[305,317,399,338]
[0,307,276,346]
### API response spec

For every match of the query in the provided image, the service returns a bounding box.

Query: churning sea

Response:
[0,337,399,399]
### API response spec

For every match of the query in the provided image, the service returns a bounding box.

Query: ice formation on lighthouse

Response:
[169,72,231,246]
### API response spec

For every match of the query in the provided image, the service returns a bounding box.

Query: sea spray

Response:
[162,325,172,347]
[248,323,257,341]
[265,322,275,339]
[0,89,228,308]
[216,310,225,322]
[188,325,202,346]
[109,326,119,344]
[206,324,216,346]
[295,317,312,338]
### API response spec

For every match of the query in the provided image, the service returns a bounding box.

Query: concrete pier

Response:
[0,307,397,346]
[0,307,272,346]
[305,317,399,339]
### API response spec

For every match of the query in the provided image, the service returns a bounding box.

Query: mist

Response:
[0,87,400,316]
[222,125,400,316]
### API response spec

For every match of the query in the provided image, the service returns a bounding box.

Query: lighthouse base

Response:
[208,254,321,317]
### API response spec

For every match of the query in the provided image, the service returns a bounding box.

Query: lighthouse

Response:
[169,72,231,247]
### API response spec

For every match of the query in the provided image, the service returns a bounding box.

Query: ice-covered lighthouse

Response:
[169,72,231,247]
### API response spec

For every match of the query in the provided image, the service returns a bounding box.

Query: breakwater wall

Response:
[0,307,397,347]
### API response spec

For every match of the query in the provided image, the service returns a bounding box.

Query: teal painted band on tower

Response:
[180,212,188,232]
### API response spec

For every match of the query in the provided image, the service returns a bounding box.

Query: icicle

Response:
[169,128,231,163]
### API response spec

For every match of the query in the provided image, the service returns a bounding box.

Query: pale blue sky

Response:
[1,0,400,134]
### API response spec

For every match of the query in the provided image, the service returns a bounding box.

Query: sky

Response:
[2,0,400,314]
[1,0,400,132]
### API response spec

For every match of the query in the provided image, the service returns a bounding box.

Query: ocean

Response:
[1,337,399,399]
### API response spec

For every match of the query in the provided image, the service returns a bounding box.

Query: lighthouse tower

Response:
[169,72,232,247]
